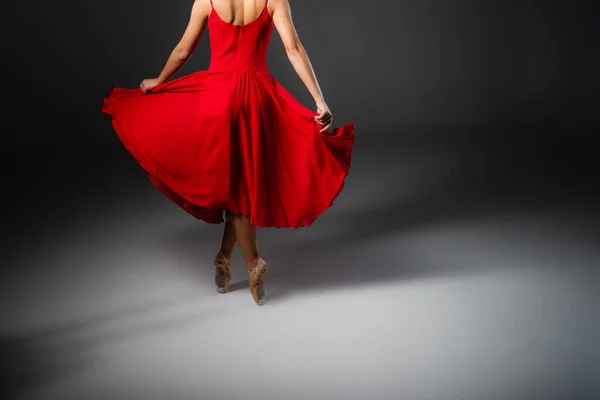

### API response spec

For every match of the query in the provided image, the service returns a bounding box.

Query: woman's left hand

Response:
[140,78,160,93]
[314,99,333,133]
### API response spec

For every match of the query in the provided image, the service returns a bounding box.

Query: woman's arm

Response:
[140,0,210,92]
[272,0,333,132]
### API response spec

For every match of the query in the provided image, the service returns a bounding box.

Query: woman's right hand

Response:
[140,78,161,94]
[314,99,333,132]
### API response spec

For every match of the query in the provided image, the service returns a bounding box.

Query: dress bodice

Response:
[207,0,274,73]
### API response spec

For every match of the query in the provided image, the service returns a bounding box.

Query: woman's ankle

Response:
[246,256,266,270]
[215,250,231,260]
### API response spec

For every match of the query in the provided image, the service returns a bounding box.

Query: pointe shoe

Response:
[214,253,231,293]
[247,257,268,306]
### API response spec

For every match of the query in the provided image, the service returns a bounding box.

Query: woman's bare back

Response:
[210,0,273,26]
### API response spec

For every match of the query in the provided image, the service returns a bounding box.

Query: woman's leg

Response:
[231,213,258,265]
[232,213,268,305]
[214,210,236,293]
[219,209,237,258]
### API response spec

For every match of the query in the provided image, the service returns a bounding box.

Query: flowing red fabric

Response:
[101,0,354,229]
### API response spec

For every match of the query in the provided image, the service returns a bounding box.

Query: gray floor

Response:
[2,133,599,400]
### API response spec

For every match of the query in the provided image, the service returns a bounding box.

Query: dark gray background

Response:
[3,1,599,399]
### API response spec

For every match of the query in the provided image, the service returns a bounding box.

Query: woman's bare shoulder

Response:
[268,0,292,14]
[191,0,212,14]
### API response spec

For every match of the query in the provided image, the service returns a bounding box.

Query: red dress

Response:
[101,0,354,229]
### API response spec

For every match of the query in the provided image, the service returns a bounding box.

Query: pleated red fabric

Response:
[101,0,354,229]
